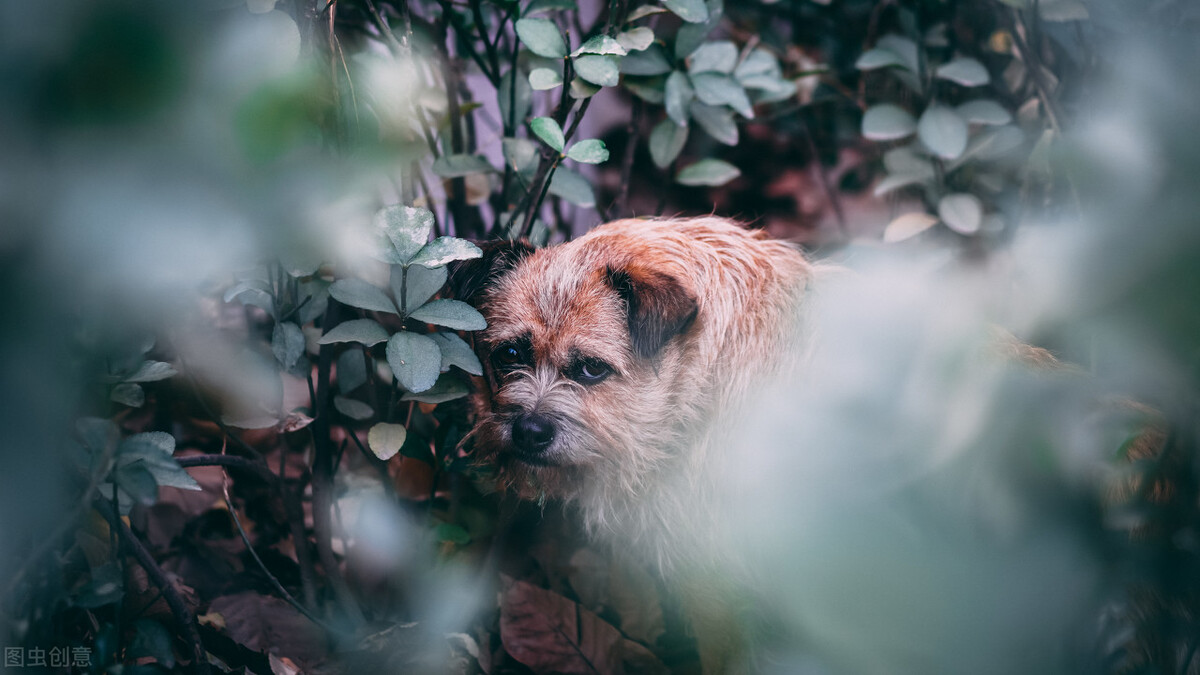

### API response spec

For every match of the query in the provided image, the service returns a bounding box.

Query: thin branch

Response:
[93,498,210,675]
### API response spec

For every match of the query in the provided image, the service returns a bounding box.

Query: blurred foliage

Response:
[1,0,1200,673]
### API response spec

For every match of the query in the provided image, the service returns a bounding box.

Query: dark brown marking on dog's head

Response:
[448,238,536,304]
[605,264,698,360]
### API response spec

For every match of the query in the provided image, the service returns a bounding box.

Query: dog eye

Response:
[492,345,523,370]
[574,360,612,384]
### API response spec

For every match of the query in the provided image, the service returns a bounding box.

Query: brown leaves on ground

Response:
[499,575,668,675]
[209,591,329,669]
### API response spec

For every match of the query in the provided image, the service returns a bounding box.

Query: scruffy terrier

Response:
[453,216,815,669]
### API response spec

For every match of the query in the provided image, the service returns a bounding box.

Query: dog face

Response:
[453,236,700,500]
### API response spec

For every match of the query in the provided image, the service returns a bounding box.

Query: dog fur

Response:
[453,216,814,577]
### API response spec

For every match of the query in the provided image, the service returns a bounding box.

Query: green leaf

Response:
[883,212,938,243]
[329,278,397,314]
[394,263,448,311]
[566,139,610,164]
[690,73,753,118]
[525,0,577,15]
[435,523,471,545]
[125,360,177,383]
[862,104,916,141]
[749,77,797,103]
[531,116,566,152]
[627,5,668,21]
[279,246,322,278]
[573,54,620,87]
[503,137,541,178]
[873,172,931,197]
[367,423,407,461]
[665,71,694,126]
[499,69,533,129]
[129,619,175,670]
[855,47,907,71]
[78,417,118,456]
[431,332,483,376]
[387,332,442,393]
[111,383,145,408]
[401,375,471,404]
[883,146,935,176]
[689,101,738,146]
[114,461,158,506]
[515,18,568,59]
[616,27,655,52]
[337,348,368,394]
[620,44,672,76]
[333,396,374,420]
[1039,0,1088,21]
[409,237,484,269]
[570,77,602,99]
[408,299,487,331]
[649,119,689,168]
[432,154,494,178]
[572,35,627,57]
[549,168,596,207]
[222,415,279,430]
[936,57,990,87]
[271,321,305,370]
[917,106,969,159]
[117,433,201,491]
[371,205,434,265]
[688,40,737,74]
[623,76,666,103]
[875,35,920,73]
[662,0,709,23]
[74,563,123,608]
[676,158,740,186]
[319,318,389,346]
[938,193,983,235]
[956,99,1012,126]
[529,67,563,90]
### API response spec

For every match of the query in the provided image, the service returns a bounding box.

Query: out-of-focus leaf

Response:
[371,205,434,265]
[938,193,984,235]
[875,34,920,73]
[676,158,740,186]
[620,44,672,76]
[616,27,654,52]
[529,67,563,90]
[333,396,373,420]
[337,348,368,394]
[499,68,533,129]
[401,376,471,403]
[665,71,694,126]
[408,299,487,331]
[115,461,158,506]
[430,332,483,375]
[271,321,305,370]
[734,48,782,82]
[918,106,969,159]
[689,102,738,146]
[883,212,939,242]
[129,619,175,669]
[627,5,667,20]
[432,154,494,178]
[566,139,609,164]
[387,332,442,393]
[531,116,565,152]
[570,77,602,99]
[500,576,669,675]
[118,432,201,491]
[503,137,540,179]
[515,18,568,59]
[862,104,917,141]
[367,423,407,461]
[525,0,576,15]
[436,523,471,545]
[1039,0,1088,21]
[649,119,689,168]
[125,360,177,383]
[223,415,280,430]
[409,237,484,269]
[856,47,908,71]
[573,54,620,87]
[111,383,145,408]
[956,99,1012,125]
[662,0,708,23]
[74,563,124,608]
[873,172,932,197]
[572,35,627,57]
[623,75,666,103]
[549,168,596,207]
[688,40,737,74]
[318,319,388,346]
[936,57,990,86]
[329,279,397,314]
[690,72,753,118]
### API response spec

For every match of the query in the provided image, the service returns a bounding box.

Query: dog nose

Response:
[512,414,555,452]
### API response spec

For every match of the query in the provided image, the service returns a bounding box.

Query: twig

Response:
[93,498,210,675]
[176,454,280,486]
[613,98,643,218]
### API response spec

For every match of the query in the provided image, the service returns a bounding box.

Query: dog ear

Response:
[448,239,535,304]
[606,264,698,360]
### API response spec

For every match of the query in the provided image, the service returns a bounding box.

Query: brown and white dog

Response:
[453,216,815,669]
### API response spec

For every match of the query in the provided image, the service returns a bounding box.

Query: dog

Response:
[452,216,815,670]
